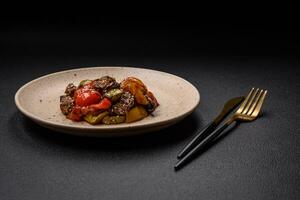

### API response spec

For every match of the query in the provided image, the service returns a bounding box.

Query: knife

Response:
[177,96,245,159]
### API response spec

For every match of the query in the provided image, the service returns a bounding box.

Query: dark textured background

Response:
[0,16,299,200]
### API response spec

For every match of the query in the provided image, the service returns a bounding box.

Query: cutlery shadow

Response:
[10,111,203,152]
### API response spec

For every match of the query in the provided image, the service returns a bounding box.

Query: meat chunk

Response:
[120,91,135,107]
[111,92,135,115]
[65,83,77,96]
[60,95,74,115]
[93,76,119,93]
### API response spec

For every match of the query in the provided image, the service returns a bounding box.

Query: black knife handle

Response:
[175,123,229,170]
[177,122,217,159]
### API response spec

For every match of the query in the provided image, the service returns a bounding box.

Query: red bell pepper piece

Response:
[89,97,112,110]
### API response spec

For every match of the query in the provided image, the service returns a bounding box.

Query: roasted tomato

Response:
[74,88,101,107]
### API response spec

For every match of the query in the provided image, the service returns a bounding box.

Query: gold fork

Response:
[226,87,268,124]
[174,88,268,170]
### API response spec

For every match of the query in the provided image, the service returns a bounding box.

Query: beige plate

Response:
[15,67,200,137]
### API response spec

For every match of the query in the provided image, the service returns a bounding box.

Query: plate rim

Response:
[15,66,200,131]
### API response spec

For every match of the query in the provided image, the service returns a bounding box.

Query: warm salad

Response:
[60,76,159,125]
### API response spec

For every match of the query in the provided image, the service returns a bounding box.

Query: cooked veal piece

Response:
[60,76,159,125]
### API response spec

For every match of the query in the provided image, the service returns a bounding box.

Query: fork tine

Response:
[242,88,260,114]
[247,89,263,115]
[237,88,254,114]
[251,90,268,117]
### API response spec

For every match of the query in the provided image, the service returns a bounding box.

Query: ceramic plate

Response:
[15,67,200,137]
